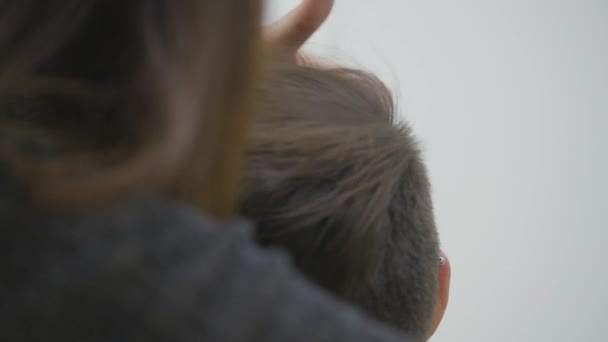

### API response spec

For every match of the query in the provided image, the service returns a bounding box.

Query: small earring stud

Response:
[439,256,446,266]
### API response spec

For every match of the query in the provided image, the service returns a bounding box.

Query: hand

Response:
[264,0,335,59]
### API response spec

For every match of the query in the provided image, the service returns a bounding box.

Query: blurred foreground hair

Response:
[0,0,261,218]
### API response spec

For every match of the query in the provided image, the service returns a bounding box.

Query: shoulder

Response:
[0,166,413,342]
[0,165,264,339]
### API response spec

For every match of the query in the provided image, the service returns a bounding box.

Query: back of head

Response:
[0,0,261,217]
[241,61,439,337]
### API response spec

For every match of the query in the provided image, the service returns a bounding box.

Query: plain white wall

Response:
[265,1,608,341]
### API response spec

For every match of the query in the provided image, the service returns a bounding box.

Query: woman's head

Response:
[0,0,261,218]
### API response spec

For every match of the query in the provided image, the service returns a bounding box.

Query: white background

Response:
[266,1,608,341]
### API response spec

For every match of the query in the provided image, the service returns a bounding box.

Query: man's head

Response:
[241,60,449,338]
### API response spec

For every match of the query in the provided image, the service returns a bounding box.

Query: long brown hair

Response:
[0,1,262,219]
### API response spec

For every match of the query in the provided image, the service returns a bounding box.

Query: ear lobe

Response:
[427,251,451,339]
[265,0,335,54]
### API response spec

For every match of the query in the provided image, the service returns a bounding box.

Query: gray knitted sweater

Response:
[0,167,417,341]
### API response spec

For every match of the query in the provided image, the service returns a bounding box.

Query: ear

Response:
[265,0,335,54]
[427,251,451,339]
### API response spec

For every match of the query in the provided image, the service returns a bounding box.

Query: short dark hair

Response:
[240,60,440,337]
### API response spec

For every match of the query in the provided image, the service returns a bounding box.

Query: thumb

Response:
[265,0,334,53]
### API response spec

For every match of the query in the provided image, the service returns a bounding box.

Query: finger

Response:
[265,0,334,52]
